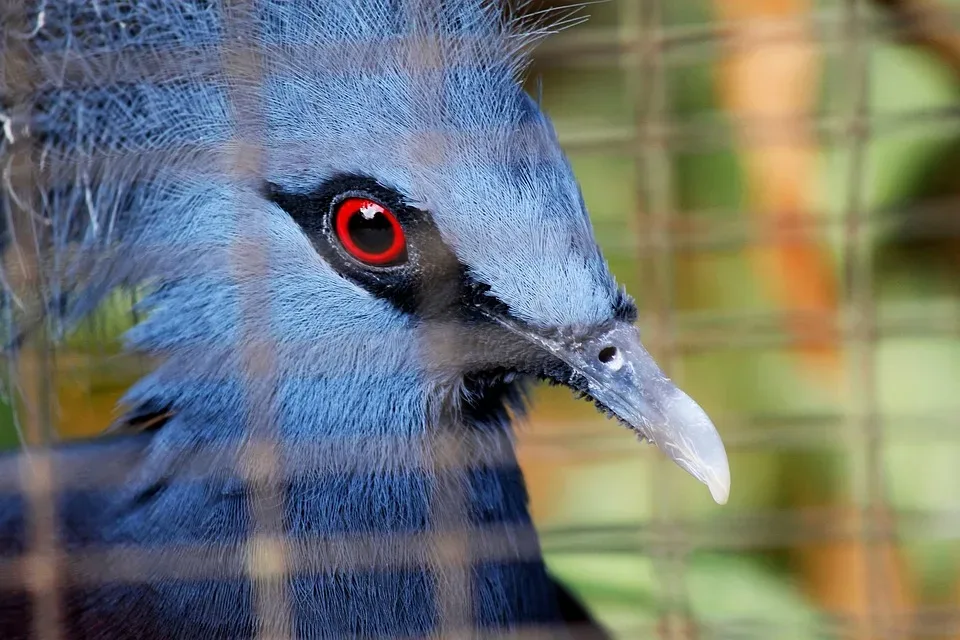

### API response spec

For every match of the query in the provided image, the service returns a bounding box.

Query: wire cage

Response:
[3,0,960,638]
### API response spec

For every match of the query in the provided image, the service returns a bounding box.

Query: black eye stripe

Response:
[264,174,631,327]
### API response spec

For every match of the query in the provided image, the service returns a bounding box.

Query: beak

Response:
[490,318,730,504]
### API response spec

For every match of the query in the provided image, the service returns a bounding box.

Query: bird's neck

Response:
[126,370,538,541]
[90,372,564,631]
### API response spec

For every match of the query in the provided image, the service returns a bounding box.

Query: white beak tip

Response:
[706,469,731,505]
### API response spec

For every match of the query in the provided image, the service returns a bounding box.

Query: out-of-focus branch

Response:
[713,0,842,379]
[873,0,960,79]
[865,4,960,627]
[713,3,915,638]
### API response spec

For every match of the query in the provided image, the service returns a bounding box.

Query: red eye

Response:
[333,198,407,266]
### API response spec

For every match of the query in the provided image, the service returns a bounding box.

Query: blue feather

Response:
[1,1,617,637]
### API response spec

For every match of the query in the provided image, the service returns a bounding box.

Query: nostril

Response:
[598,345,623,371]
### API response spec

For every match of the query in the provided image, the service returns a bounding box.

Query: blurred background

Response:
[4,0,960,637]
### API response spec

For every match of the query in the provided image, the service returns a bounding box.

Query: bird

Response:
[0,1,730,638]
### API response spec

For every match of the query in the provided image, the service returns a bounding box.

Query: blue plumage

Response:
[1,1,731,638]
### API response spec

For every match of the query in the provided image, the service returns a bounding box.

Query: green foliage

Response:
[547,551,830,638]
[536,6,960,631]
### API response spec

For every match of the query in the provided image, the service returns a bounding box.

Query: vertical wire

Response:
[625,0,690,637]
[219,3,292,639]
[2,1,63,637]
[841,0,891,637]
[428,429,475,638]
[399,4,475,636]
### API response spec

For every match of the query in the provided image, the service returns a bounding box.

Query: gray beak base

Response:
[496,319,731,504]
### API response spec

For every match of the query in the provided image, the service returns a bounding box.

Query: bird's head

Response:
[16,0,729,502]
[248,3,728,502]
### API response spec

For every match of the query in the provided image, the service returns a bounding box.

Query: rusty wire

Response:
[1,0,960,638]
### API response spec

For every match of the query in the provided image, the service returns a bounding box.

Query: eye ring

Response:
[333,197,407,266]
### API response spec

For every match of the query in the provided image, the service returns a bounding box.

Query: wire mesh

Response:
[524,0,960,638]
[2,0,960,638]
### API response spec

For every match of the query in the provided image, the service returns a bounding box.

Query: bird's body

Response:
[0,1,729,638]
[1,427,569,638]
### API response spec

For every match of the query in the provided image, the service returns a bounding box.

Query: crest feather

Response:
[2,0,590,350]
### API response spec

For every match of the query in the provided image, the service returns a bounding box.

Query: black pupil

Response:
[348,208,395,255]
